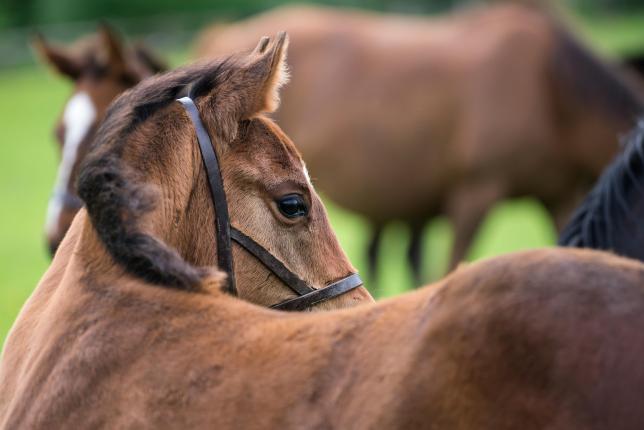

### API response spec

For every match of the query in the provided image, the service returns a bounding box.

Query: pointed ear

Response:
[99,23,127,72]
[252,36,271,56]
[132,42,168,77]
[245,31,290,116]
[32,33,83,80]
[195,32,289,143]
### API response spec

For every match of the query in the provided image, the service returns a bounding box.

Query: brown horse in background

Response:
[3,36,644,428]
[33,24,166,255]
[198,3,644,285]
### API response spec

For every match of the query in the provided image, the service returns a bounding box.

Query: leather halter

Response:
[177,97,364,311]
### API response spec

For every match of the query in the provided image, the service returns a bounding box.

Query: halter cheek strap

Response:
[177,96,363,311]
[177,96,236,294]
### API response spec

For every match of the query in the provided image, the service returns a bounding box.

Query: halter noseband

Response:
[177,97,363,311]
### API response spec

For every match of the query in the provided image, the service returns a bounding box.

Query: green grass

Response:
[327,199,556,298]
[0,66,68,342]
[573,10,644,56]
[0,10,642,346]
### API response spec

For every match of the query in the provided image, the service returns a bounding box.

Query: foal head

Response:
[77,33,373,309]
[34,25,165,255]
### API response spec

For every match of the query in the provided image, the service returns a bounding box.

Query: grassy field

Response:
[1,11,643,345]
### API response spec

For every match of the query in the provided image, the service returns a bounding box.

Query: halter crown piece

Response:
[177,97,363,311]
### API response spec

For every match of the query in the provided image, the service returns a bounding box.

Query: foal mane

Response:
[559,121,644,254]
[77,58,236,291]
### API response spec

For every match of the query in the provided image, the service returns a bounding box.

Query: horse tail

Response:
[559,120,644,260]
[548,13,644,122]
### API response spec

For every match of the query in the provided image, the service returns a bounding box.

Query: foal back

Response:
[3,246,644,429]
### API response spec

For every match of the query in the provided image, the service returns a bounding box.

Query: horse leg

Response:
[367,223,384,286]
[407,222,426,287]
[446,183,503,271]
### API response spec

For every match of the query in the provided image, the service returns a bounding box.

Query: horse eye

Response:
[277,194,308,219]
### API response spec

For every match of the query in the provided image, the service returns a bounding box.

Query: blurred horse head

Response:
[197,4,644,285]
[33,24,166,255]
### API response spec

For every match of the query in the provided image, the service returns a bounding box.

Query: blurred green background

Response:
[1,0,643,345]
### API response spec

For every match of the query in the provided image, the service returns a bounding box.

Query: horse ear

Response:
[99,23,127,73]
[132,42,168,77]
[245,31,290,116]
[252,36,271,56]
[32,33,82,80]
[195,32,289,143]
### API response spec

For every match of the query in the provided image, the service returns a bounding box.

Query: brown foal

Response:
[2,33,644,430]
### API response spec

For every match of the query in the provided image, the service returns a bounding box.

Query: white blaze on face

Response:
[45,91,96,237]
[301,160,314,189]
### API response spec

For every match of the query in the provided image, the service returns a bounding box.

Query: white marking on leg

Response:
[45,91,96,236]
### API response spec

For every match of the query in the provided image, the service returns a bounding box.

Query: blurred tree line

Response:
[2,0,642,29]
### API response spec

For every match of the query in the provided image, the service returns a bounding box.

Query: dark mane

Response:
[551,22,644,120]
[77,57,237,290]
[559,121,644,261]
